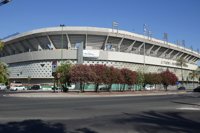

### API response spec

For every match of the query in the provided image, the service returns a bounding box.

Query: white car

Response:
[0,83,7,90]
[145,84,155,90]
[10,85,26,91]
[67,84,75,90]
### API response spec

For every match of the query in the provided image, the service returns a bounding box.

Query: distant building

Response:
[1,27,200,84]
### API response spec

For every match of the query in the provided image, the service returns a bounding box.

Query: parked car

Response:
[145,84,155,90]
[67,84,75,90]
[177,86,186,90]
[10,85,26,91]
[193,86,200,92]
[29,85,41,90]
[98,84,108,91]
[0,83,7,90]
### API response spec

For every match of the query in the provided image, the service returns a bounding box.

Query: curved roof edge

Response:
[2,26,199,56]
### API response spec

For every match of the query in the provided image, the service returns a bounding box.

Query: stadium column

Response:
[76,42,84,91]
[60,24,65,63]
[77,42,84,64]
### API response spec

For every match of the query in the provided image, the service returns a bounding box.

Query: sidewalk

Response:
[7,90,187,98]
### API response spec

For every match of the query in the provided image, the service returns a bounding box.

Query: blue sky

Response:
[0,0,200,52]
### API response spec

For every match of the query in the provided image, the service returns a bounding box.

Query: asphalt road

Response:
[0,92,200,133]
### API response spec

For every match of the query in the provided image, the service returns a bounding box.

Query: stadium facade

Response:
[0,27,200,84]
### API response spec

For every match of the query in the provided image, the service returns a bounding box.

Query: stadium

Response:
[0,26,200,84]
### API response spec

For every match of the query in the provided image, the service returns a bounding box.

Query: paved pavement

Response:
[0,91,200,133]
[4,90,188,98]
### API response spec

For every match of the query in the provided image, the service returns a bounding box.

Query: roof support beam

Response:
[153,46,161,56]
[47,35,56,50]
[136,42,144,54]
[102,35,109,50]
[85,34,87,50]
[66,34,71,49]
[125,40,136,53]
[159,48,169,58]
[118,37,124,51]
[172,51,180,60]
[166,50,174,58]
[185,55,192,62]
[176,52,184,59]
[183,54,190,60]
[146,45,154,55]
[194,58,199,62]
[187,56,195,62]
[188,56,197,63]
[192,57,198,62]
[33,37,43,51]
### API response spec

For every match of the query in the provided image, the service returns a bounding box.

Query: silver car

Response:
[0,83,7,90]
[10,85,26,91]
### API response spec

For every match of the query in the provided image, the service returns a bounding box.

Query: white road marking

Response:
[177,107,200,111]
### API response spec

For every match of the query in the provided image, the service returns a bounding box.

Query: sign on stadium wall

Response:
[83,50,100,58]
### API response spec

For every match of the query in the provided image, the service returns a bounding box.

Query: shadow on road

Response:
[0,119,98,133]
[1,112,200,133]
[114,111,200,133]
[0,119,65,133]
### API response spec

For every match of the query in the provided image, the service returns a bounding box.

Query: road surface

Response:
[0,92,200,133]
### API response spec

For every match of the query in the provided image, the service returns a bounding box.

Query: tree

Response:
[144,73,153,85]
[136,71,144,88]
[0,61,9,84]
[70,64,96,92]
[112,67,124,91]
[56,62,72,92]
[101,66,115,92]
[152,73,162,89]
[120,68,136,91]
[144,73,162,86]
[90,64,107,92]
[176,57,188,82]
[160,70,178,91]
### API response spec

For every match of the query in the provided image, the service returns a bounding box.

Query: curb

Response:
[7,91,187,98]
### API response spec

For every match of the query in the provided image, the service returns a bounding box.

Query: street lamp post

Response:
[143,24,147,73]
[60,24,65,63]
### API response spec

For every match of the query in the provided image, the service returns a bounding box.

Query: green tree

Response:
[136,71,144,90]
[176,57,188,82]
[0,62,9,83]
[56,62,72,92]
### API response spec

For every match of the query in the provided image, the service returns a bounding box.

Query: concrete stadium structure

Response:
[0,26,200,84]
